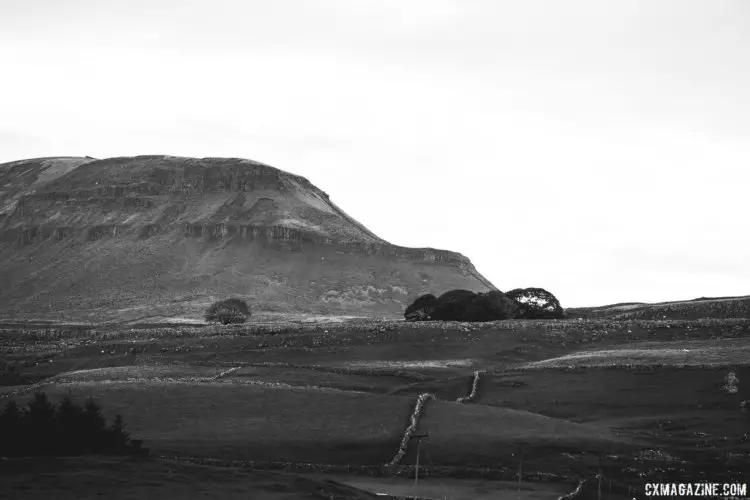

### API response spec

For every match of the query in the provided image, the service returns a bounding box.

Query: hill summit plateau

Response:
[0,155,496,322]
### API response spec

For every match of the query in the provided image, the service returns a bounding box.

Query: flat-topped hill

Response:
[0,155,495,322]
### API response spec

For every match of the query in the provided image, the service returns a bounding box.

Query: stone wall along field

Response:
[386,392,435,468]
[456,370,484,403]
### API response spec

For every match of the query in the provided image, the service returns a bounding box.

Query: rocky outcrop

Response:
[0,155,495,320]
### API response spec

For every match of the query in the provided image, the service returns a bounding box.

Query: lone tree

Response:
[205,297,251,325]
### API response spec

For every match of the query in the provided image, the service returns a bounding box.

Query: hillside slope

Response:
[0,155,496,322]
[566,295,750,319]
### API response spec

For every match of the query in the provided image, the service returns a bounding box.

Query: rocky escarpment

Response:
[0,155,495,321]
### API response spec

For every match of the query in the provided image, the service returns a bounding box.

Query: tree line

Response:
[0,392,134,457]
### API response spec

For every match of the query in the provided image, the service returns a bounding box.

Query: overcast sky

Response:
[1,0,748,307]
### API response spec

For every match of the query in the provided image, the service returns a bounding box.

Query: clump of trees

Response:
[0,392,135,457]
[404,287,564,322]
[404,294,438,321]
[505,287,564,319]
[204,297,251,325]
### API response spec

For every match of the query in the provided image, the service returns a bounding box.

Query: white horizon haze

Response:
[1,0,748,308]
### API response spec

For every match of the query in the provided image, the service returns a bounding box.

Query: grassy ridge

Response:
[568,296,750,320]
[519,338,750,369]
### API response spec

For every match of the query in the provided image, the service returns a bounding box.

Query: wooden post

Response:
[411,433,429,489]
[516,441,528,491]
[415,437,421,487]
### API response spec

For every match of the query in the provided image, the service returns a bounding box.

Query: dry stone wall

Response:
[456,370,484,403]
[211,366,240,380]
[558,479,587,500]
[386,392,435,468]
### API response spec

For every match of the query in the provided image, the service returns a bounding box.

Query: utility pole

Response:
[411,433,429,488]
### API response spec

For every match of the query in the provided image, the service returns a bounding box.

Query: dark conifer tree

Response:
[55,393,84,455]
[109,414,130,451]
[0,400,25,457]
[27,392,56,455]
[81,397,107,452]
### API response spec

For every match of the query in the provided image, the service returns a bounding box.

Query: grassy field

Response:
[9,382,413,465]
[409,400,634,472]
[0,456,384,500]
[8,378,628,471]
[0,456,582,500]
[3,317,750,498]
[326,474,575,500]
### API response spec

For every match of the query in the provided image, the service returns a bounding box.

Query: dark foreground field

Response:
[0,455,578,500]
[2,317,750,499]
[0,456,383,500]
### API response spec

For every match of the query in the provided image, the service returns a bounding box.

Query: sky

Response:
[1,0,748,307]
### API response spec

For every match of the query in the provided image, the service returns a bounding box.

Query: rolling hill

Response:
[565,295,750,320]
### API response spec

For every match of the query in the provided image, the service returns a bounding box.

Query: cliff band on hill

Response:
[0,155,496,322]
